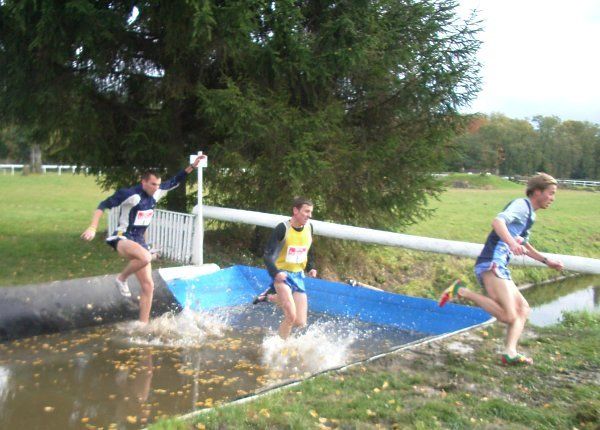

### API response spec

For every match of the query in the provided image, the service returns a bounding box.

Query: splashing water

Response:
[261,321,358,376]
[118,308,229,347]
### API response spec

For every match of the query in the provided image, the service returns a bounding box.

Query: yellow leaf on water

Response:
[43,406,55,413]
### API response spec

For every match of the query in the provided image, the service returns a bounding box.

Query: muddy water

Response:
[526,275,600,327]
[0,305,426,429]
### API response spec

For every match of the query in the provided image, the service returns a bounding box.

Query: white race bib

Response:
[285,246,308,264]
[134,209,154,226]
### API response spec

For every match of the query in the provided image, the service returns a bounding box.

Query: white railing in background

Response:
[108,208,196,264]
[511,176,600,188]
[0,164,86,175]
[0,164,24,175]
[556,179,600,188]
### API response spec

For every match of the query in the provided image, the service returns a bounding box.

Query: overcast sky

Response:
[457,0,600,124]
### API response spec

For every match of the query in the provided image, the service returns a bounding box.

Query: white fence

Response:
[0,164,85,175]
[108,208,196,264]
[511,176,600,189]
[556,179,600,188]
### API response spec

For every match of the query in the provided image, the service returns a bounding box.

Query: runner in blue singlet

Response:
[81,155,204,323]
[439,173,564,365]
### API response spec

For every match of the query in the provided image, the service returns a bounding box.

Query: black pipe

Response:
[0,272,182,342]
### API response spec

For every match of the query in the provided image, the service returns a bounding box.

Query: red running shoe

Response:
[438,279,464,307]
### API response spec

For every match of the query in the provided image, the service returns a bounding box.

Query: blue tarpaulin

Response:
[167,265,491,336]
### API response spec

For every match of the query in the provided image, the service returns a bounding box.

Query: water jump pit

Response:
[0,265,491,429]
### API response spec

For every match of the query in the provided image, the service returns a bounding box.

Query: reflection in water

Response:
[525,275,600,327]
[0,367,10,405]
[0,305,425,429]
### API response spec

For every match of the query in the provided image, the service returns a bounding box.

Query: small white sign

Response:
[190,151,208,168]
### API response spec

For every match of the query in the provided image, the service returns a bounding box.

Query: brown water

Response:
[526,275,600,326]
[0,305,426,429]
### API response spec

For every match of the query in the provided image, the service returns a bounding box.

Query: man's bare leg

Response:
[135,261,154,323]
[461,272,525,356]
[274,282,296,339]
[499,285,530,356]
[115,240,153,282]
[292,292,307,328]
[458,272,515,322]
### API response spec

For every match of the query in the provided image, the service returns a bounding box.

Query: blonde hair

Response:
[526,173,558,197]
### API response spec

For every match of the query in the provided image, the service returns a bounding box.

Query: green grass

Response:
[437,172,522,190]
[151,311,600,430]
[406,177,600,258]
[0,174,175,286]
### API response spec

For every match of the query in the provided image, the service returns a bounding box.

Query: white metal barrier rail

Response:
[108,208,196,264]
[202,205,600,275]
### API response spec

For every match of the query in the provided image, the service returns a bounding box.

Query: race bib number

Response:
[285,246,308,264]
[134,209,154,226]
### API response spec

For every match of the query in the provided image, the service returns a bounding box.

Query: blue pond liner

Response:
[167,265,491,336]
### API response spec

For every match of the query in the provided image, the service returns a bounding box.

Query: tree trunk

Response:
[29,144,42,173]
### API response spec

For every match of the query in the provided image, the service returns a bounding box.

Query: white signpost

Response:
[190,152,208,265]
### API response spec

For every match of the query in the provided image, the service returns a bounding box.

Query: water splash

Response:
[118,309,229,347]
[260,321,358,377]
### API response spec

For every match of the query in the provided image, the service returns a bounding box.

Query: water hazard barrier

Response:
[0,265,491,342]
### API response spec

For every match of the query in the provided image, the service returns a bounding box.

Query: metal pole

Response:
[190,151,207,265]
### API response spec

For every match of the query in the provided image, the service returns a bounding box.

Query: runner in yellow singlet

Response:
[254,197,317,339]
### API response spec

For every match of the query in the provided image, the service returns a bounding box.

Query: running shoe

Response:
[252,287,275,305]
[115,277,132,298]
[438,279,464,307]
[501,353,533,366]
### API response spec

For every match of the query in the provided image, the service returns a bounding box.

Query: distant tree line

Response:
[444,114,600,179]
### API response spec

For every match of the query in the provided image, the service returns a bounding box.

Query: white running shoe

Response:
[115,277,132,298]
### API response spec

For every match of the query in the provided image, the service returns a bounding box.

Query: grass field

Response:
[404,176,600,259]
[0,174,175,286]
